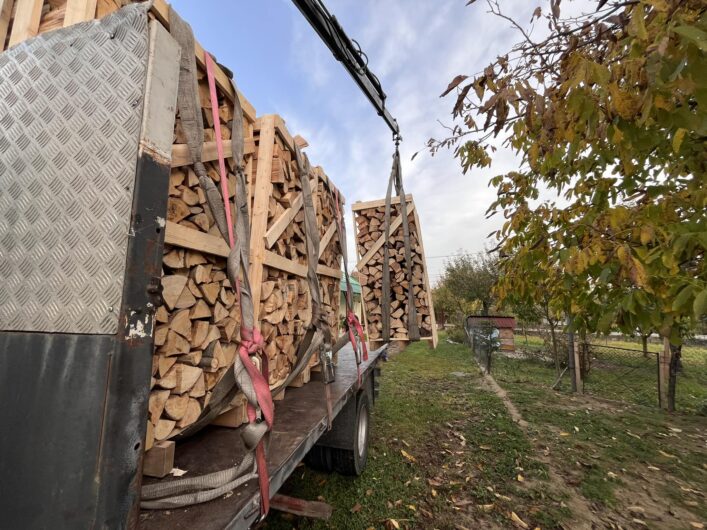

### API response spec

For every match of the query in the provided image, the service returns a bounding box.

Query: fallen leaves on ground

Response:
[510,510,529,529]
[401,449,417,463]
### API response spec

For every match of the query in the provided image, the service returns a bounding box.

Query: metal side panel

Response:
[0,3,150,334]
[0,6,180,530]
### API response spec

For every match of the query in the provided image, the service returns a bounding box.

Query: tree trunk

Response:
[642,335,648,358]
[481,301,490,316]
[667,343,682,412]
[579,331,590,377]
[549,321,560,376]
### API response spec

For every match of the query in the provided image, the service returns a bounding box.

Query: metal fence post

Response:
[658,337,670,410]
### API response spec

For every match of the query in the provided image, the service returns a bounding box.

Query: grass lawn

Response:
[263,334,706,529]
[264,336,570,529]
[492,357,707,529]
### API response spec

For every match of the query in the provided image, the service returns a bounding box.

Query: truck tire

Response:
[304,444,334,473]
[331,395,370,476]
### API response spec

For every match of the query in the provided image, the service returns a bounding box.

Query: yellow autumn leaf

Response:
[631,257,648,288]
[673,128,686,153]
[510,511,530,529]
[612,126,624,144]
[654,94,672,110]
[640,225,654,245]
[400,449,416,463]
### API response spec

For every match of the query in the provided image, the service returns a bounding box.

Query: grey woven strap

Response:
[271,147,325,396]
[382,162,395,342]
[332,189,362,361]
[382,151,420,342]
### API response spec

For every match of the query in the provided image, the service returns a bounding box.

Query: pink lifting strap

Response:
[205,52,235,248]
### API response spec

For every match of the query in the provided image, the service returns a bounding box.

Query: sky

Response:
[169,0,552,285]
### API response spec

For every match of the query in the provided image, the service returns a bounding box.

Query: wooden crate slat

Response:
[317,222,337,259]
[63,0,97,27]
[171,138,255,168]
[8,0,42,47]
[0,0,14,49]
[249,114,276,322]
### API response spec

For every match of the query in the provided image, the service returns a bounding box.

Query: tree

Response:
[434,0,706,410]
[443,252,499,315]
[432,283,477,329]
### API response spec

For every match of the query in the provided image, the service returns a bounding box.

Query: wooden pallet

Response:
[352,194,438,349]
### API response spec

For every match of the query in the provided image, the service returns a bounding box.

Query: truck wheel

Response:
[304,444,333,473]
[331,395,370,476]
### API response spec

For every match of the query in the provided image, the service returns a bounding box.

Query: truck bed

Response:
[140,345,380,529]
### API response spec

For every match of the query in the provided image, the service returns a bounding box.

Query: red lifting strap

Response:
[206,52,274,516]
[332,188,368,385]
[205,53,235,249]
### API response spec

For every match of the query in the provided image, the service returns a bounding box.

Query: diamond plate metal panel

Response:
[0,4,151,334]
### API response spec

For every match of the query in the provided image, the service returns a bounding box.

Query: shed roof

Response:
[466,315,516,329]
[340,275,362,295]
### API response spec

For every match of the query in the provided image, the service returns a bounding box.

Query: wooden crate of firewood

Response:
[352,194,438,349]
[153,113,344,448]
[1,0,345,468]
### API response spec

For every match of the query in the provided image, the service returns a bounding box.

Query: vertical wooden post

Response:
[249,115,275,323]
[8,0,42,47]
[0,0,14,52]
[412,206,438,349]
[566,315,578,392]
[658,337,670,409]
[573,340,583,394]
[63,0,98,27]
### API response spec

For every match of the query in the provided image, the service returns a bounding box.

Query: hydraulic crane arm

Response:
[291,0,400,139]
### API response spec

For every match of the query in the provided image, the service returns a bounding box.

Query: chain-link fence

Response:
[488,329,707,414]
[464,320,499,373]
[676,343,707,415]
[580,343,659,407]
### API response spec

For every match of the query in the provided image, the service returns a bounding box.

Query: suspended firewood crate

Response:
[353,194,438,350]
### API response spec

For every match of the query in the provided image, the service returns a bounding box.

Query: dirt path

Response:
[477,370,601,529]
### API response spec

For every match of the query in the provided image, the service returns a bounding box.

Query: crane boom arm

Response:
[291,0,400,138]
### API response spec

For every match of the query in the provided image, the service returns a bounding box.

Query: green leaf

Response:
[671,284,693,311]
[628,4,648,41]
[597,310,615,333]
[694,289,707,318]
[673,25,707,52]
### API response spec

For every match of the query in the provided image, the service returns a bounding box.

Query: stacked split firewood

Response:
[353,197,437,347]
[145,52,251,448]
[313,167,344,340]
[146,60,343,448]
[253,125,312,387]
